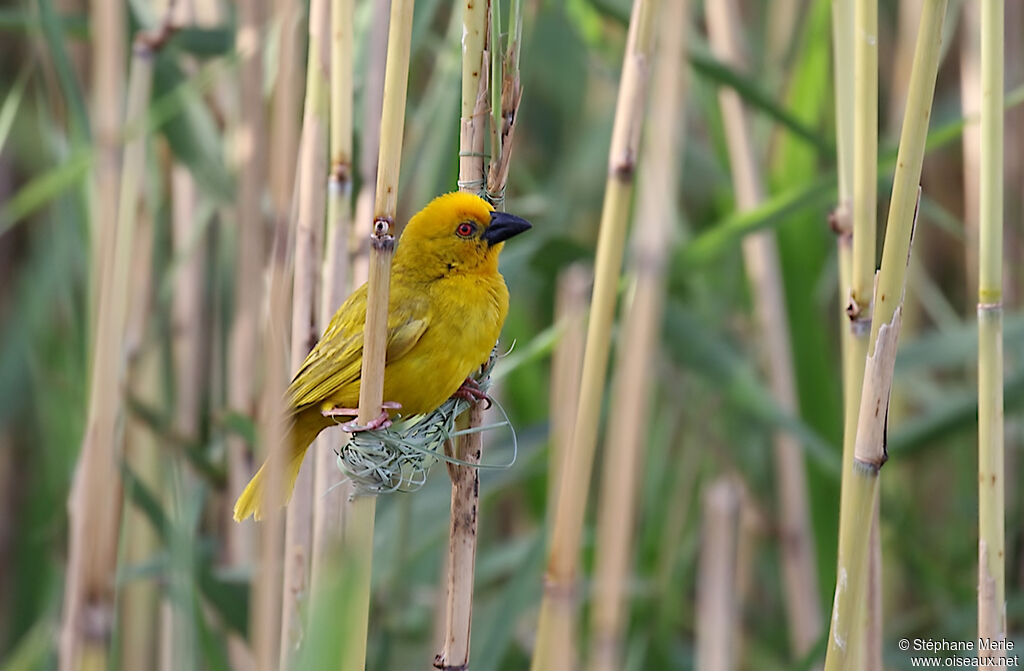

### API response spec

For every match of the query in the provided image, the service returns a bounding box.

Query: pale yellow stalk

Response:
[339,2,416,668]
[279,0,330,662]
[588,3,688,669]
[311,0,356,588]
[531,2,660,669]
[977,0,1006,662]
[60,37,154,671]
[824,2,948,668]
[706,0,822,656]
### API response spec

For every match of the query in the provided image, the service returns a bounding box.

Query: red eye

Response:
[456,222,476,238]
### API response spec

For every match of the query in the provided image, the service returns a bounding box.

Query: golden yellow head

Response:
[395,192,531,276]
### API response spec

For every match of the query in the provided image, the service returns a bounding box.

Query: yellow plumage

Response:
[233,192,531,521]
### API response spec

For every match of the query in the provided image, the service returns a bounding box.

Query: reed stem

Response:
[977,0,1006,659]
[706,0,822,656]
[60,35,154,671]
[824,3,948,668]
[588,3,687,669]
[279,0,330,662]
[339,1,415,667]
[531,2,660,669]
[436,3,489,668]
[311,0,356,590]
[695,479,741,671]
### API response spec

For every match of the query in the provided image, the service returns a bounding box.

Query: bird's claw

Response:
[337,402,402,433]
[453,378,493,409]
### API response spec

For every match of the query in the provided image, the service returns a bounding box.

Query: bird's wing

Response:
[286,286,429,413]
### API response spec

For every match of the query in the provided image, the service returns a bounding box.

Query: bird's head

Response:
[395,192,531,277]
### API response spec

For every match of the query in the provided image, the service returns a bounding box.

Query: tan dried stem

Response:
[279,0,330,663]
[696,478,742,671]
[60,36,154,671]
[587,3,688,670]
[706,0,822,657]
[339,1,416,668]
[531,2,660,669]
[311,0,356,591]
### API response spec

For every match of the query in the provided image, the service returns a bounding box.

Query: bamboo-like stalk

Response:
[960,0,981,307]
[696,478,741,671]
[824,3,948,668]
[269,0,304,227]
[60,35,154,671]
[310,0,356,589]
[977,0,1006,659]
[531,2,659,669]
[351,0,390,284]
[834,0,878,665]
[87,0,125,343]
[160,163,207,671]
[226,0,267,571]
[705,0,822,657]
[339,2,416,669]
[587,3,687,670]
[279,0,330,662]
[547,264,590,520]
[435,3,490,669]
[252,228,291,671]
[118,206,159,671]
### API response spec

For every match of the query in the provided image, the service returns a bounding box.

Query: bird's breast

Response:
[382,272,508,416]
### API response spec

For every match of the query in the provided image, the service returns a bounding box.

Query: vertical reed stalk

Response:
[340,2,416,668]
[531,2,659,669]
[269,0,304,228]
[832,0,855,379]
[706,0,822,657]
[279,0,330,662]
[311,0,356,587]
[696,478,742,671]
[588,3,687,670]
[824,3,947,668]
[977,0,1006,659]
[960,0,981,305]
[118,207,159,671]
[60,35,154,671]
[252,228,291,671]
[435,3,489,669]
[227,0,267,570]
[161,163,207,671]
[835,0,878,665]
[548,265,590,520]
[351,0,391,284]
[87,0,124,341]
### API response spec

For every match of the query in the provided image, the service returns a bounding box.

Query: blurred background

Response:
[0,0,1022,669]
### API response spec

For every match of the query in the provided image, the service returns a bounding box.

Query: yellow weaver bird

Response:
[233,192,531,521]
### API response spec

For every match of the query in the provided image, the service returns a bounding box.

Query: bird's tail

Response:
[232,415,325,522]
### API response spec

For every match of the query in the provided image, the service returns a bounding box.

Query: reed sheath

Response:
[696,479,741,671]
[824,3,948,668]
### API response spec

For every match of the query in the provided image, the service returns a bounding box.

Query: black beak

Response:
[483,211,532,246]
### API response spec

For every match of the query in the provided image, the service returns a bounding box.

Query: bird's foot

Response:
[452,378,492,409]
[334,402,402,433]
